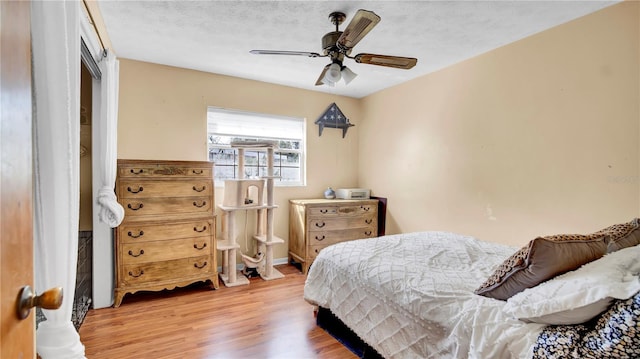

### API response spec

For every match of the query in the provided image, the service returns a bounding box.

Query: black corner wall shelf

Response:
[314,102,354,138]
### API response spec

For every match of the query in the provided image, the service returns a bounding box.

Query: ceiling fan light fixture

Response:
[341,66,357,85]
[253,9,418,88]
[323,63,342,84]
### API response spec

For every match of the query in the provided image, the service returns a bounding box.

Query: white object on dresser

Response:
[335,188,370,199]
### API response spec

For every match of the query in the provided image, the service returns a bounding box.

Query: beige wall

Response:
[117,61,363,259]
[117,2,639,255]
[360,2,640,246]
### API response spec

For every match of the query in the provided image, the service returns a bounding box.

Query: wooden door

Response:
[1,1,35,357]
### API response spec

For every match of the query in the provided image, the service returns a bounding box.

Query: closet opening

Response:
[75,60,94,330]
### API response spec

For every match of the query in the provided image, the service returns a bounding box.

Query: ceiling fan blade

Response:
[315,65,330,86]
[354,53,417,69]
[250,50,322,58]
[336,9,381,50]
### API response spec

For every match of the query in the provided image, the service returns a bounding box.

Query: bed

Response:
[303,224,640,359]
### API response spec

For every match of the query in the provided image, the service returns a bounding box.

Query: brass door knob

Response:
[16,286,63,320]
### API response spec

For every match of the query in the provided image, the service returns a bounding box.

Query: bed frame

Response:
[316,307,384,359]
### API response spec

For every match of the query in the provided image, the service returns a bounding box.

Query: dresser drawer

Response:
[309,227,377,245]
[121,237,212,264]
[118,180,212,199]
[338,204,376,215]
[308,244,331,260]
[308,207,339,216]
[121,196,212,217]
[118,164,212,179]
[308,214,377,231]
[308,204,376,217]
[118,219,213,244]
[121,255,213,285]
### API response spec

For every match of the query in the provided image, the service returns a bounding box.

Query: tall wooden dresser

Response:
[114,160,218,307]
[289,199,378,274]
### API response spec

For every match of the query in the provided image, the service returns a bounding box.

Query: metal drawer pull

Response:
[128,270,144,278]
[127,186,143,194]
[194,261,208,269]
[365,219,373,224]
[192,185,206,192]
[130,169,144,175]
[193,201,207,208]
[315,235,325,241]
[365,231,372,236]
[192,169,204,175]
[320,209,328,214]
[361,206,370,211]
[128,203,144,210]
[127,230,144,238]
[128,249,144,257]
[193,225,207,232]
[314,222,326,228]
[194,243,207,250]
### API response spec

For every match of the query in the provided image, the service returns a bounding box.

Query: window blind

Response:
[207,107,304,141]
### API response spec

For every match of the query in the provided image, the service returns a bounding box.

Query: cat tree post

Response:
[216,147,250,287]
[256,145,284,280]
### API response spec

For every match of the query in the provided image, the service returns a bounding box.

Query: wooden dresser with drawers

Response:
[289,198,378,274]
[114,159,218,307]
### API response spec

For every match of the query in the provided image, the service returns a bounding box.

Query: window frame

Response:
[207,107,306,187]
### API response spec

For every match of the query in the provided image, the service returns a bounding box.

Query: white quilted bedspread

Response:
[303,231,547,359]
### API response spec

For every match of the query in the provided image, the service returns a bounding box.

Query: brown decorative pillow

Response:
[591,218,640,253]
[475,233,608,300]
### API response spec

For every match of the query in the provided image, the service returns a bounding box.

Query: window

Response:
[207,107,306,186]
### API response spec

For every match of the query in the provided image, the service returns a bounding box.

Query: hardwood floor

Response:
[79,265,357,358]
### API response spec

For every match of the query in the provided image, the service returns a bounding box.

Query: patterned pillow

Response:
[581,290,640,357]
[533,324,588,359]
[475,233,608,300]
[592,218,640,253]
[532,290,640,358]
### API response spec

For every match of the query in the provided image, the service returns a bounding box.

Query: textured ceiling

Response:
[98,1,619,99]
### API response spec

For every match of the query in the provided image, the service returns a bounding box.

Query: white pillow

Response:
[503,244,640,325]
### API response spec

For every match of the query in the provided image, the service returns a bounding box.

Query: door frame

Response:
[78,5,114,309]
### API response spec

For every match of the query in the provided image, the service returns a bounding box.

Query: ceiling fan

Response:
[250,9,418,87]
